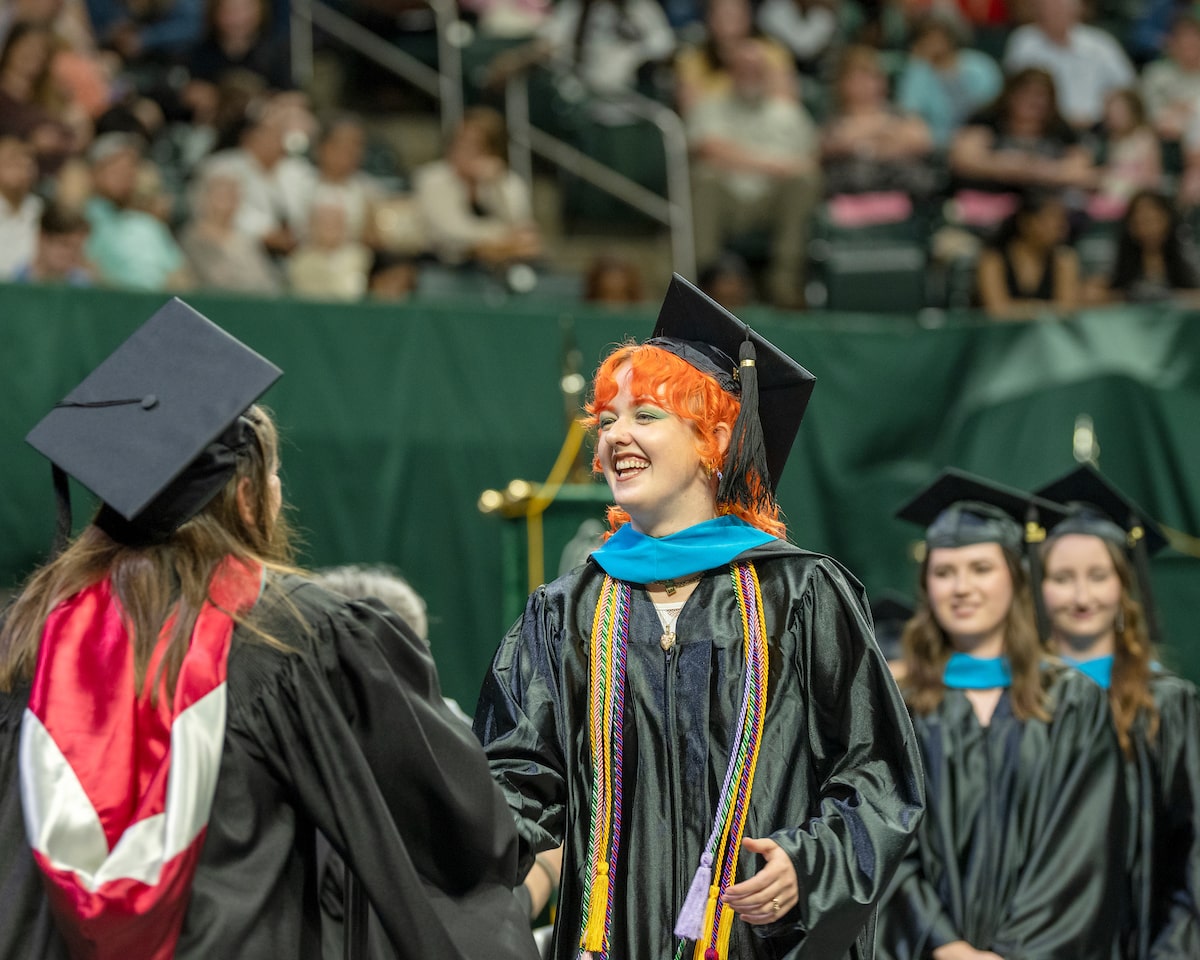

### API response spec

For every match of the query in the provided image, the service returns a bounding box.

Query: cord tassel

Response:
[581,861,611,952]
[674,852,713,939]
[692,885,721,960]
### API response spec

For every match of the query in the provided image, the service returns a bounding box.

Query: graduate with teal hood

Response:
[474,275,926,960]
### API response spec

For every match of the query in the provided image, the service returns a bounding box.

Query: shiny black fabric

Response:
[474,541,925,960]
[1123,672,1200,960]
[877,666,1127,959]
[0,575,539,960]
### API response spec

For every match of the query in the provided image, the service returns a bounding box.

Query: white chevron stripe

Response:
[19,683,227,891]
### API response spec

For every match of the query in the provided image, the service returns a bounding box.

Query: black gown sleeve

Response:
[0,688,68,960]
[877,838,963,959]
[472,584,567,874]
[1148,677,1200,959]
[760,561,926,958]
[991,672,1127,957]
[236,581,539,960]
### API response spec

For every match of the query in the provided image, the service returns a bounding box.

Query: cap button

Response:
[141,394,158,410]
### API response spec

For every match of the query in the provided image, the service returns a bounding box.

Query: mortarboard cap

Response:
[648,274,815,498]
[896,468,1068,553]
[1033,465,1168,556]
[26,298,281,547]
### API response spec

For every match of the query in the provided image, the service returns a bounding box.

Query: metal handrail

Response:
[505,71,696,278]
[290,1,695,277]
[290,0,462,138]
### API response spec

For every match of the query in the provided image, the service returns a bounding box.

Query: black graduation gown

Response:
[876,665,1128,960]
[0,575,540,960]
[1124,671,1200,960]
[473,540,926,960]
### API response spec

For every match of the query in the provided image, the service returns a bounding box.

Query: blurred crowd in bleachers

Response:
[4,0,1200,317]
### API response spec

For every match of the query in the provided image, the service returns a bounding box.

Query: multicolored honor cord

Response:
[576,562,770,960]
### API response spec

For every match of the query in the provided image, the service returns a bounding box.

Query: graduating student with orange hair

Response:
[474,275,924,960]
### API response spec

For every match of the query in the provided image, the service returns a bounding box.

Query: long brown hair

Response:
[1043,536,1159,755]
[583,341,785,539]
[901,547,1049,722]
[0,405,298,697]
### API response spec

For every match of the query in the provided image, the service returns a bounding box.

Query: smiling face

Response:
[594,363,725,537]
[926,542,1015,653]
[1042,533,1122,656]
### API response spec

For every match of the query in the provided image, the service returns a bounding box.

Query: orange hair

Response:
[582,342,785,539]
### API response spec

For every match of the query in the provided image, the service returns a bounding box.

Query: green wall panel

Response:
[2,285,1198,704]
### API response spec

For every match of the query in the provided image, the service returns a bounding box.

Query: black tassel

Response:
[1024,503,1050,643]
[51,465,72,558]
[1129,514,1162,647]
[717,334,773,512]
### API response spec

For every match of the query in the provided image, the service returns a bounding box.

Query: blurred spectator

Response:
[83,131,192,288]
[286,197,371,300]
[486,0,675,96]
[674,0,795,117]
[0,21,90,176]
[84,0,203,62]
[300,113,386,245]
[689,37,820,308]
[413,107,541,267]
[1003,0,1134,130]
[583,251,644,303]
[0,0,116,121]
[1141,12,1200,142]
[949,67,1096,228]
[12,201,92,284]
[1088,89,1161,222]
[697,250,754,309]
[367,252,419,301]
[197,95,313,254]
[0,135,42,279]
[855,0,958,53]
[1127,0,1181,66]
[820,44,936,213]
[895,13,1002,150]
[180,167,282,293]
[180,0,291,127]
[460,0,550,38]
[975,188,1081,319]
[755,0,838,77]
[1088,189,1200,303]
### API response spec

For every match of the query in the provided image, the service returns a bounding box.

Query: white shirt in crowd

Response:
[0,193,41,279]
[197,148,315,241]
[1004,23,1135,127]
[412,160,532,264]
[537,0,675,95]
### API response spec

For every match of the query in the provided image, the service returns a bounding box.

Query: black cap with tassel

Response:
[1034,465,1168,645]
[647,274,815,508]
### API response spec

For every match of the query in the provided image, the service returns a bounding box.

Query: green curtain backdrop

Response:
[2,284,1198,706]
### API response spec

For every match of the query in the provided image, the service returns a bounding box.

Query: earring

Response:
[1115,607,1126,634]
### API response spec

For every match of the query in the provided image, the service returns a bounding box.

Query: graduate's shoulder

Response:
[1040,659,1112,719]
[740,539,870,601]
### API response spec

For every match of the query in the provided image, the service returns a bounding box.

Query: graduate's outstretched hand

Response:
[720,837,799,925]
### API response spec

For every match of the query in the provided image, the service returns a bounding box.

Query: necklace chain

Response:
[649,571,704,596]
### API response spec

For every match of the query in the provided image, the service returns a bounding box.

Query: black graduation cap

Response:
[1033,465,1168,557]
[648,274,816,501]
[1034,464,1166,644]
[26,298,281,548]
[895,467,1068,553]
